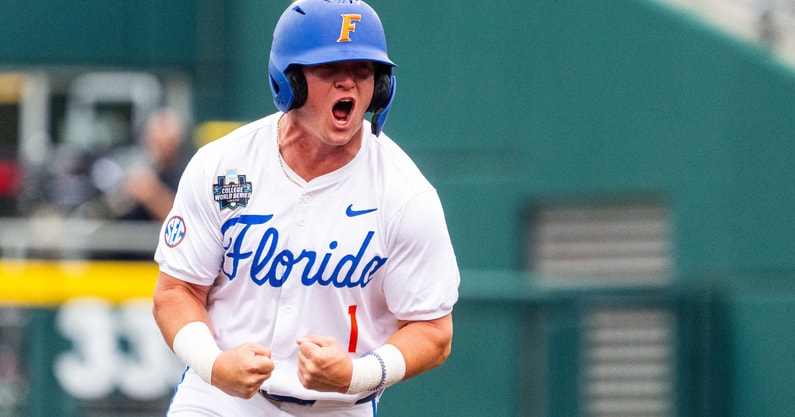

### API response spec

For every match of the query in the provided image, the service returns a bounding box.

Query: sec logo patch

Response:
[164,216,186,248]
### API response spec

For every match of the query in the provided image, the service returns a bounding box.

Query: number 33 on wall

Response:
[53,297,184,400]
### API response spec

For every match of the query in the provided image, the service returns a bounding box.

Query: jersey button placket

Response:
[269,193,309,356]
[271,300,297,357]
[295,193,312,228]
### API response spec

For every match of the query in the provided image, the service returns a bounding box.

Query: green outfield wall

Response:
[1,1,795,416]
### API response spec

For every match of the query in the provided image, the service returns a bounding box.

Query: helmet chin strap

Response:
[371,75,395,136]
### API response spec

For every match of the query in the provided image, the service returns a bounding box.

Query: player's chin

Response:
[326,116,364,141]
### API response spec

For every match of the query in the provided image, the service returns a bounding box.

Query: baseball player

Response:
[152,0,460,416]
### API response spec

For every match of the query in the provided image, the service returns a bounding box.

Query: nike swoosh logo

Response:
[346,204,378,217]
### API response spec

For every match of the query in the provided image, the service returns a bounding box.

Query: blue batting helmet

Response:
[268,0,397,136]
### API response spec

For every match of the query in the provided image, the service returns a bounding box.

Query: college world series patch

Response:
[213,169,253,210]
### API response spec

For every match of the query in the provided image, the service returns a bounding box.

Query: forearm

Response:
[152,271,212,348]
[344,314,453,394]
[386,313,453,380]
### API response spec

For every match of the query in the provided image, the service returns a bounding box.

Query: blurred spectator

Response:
[118,108,190,221]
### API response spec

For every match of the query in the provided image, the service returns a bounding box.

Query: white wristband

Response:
[172,321,222,385]
[346,344,406,394]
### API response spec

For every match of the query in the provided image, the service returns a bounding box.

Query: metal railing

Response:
[0,217,162,260]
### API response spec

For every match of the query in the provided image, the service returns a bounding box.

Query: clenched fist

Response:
[296,335,353,393]
[212,342,274,398]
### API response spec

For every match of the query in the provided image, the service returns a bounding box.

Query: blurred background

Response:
[1,0,794,416]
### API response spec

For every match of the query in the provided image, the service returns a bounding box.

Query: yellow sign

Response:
[0,260,159,306]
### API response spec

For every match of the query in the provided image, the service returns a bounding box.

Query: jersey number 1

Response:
[347,304,358,353]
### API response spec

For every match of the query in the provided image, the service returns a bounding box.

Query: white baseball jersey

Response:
[155,112,460,403]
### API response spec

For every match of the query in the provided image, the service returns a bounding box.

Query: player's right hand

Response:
[211,342,274,399]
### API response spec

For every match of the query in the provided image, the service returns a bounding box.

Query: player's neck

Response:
[278,114,362,182]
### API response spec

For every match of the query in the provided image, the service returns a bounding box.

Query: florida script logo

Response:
[220,214,388,288]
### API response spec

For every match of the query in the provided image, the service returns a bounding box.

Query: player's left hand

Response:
[296,335,353,393]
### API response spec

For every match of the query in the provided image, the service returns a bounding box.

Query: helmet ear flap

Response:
[368,65,392,113]
[285,66,308,110]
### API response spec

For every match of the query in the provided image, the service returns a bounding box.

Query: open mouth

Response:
[332,99,353,124]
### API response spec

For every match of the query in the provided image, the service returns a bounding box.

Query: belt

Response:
[260,390,379,406]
